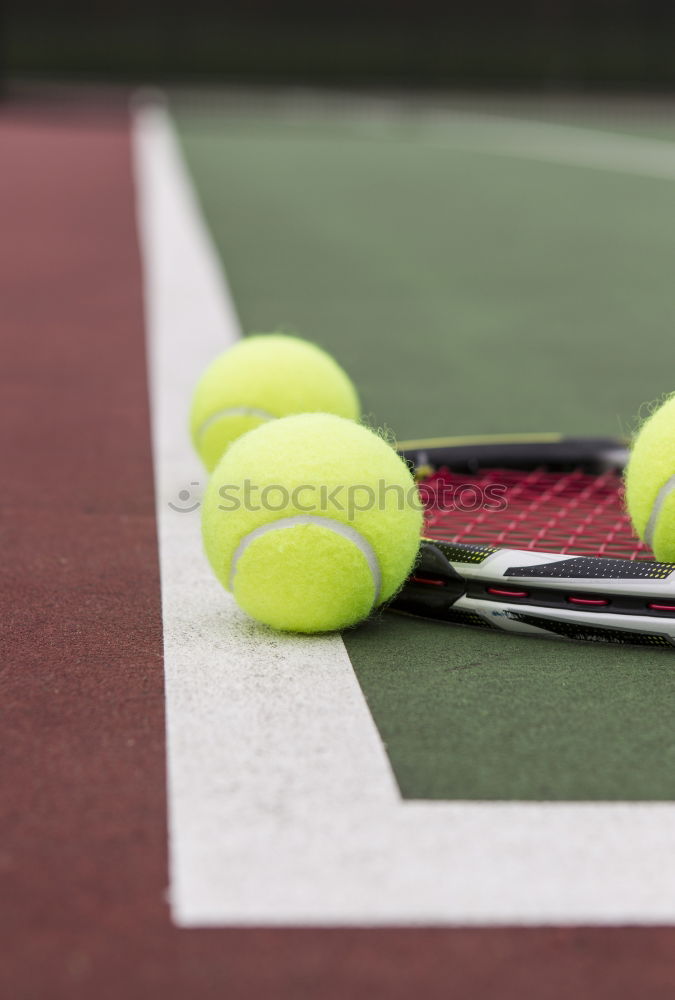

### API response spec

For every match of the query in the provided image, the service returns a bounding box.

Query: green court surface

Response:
[174,94,675,801]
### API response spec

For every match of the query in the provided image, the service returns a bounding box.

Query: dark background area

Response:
[4,1,675,89]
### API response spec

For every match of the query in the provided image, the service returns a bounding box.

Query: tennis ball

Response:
[190,334,360,471]
[202,413,423,633]
[625,394,675,561]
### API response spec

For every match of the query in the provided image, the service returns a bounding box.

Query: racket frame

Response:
[393,434,675,647]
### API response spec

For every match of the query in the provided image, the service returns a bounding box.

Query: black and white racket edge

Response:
[392,435,675,647]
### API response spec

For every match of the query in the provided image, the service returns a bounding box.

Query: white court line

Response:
[411,110,675,182]
[133,100,675,926]
[190,88,675,182]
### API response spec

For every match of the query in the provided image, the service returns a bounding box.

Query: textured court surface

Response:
[173,93,675,803]
[5,91,675,997]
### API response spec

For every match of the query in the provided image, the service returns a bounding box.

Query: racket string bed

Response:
[394,438,674,645]
[421,465,652,560]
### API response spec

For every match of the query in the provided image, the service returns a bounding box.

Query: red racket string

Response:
[419,465,654,560]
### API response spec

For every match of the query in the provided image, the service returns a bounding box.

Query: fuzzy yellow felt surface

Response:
[625,395,675,561]
[190,334,360,471]
[202,413,423,632]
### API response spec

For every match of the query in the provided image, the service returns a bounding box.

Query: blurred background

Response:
[4,1,675,90]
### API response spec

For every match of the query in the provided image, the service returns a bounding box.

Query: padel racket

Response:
[393,434,675,647]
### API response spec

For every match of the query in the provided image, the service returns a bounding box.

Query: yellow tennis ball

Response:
[202,413,423,633]
[625,394,675,561]
[190,334,360,471]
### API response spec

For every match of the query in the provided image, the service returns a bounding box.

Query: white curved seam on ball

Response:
[645,474,675,550]
[197,406,274,442]
[228,515,382,604]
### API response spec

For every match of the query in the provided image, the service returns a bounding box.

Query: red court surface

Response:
[3,102,675,999]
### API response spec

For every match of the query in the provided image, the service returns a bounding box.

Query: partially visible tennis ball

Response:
[190,334,360,471]
[202,413,423,633]
[625,394,675,561]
